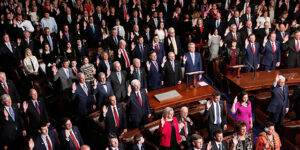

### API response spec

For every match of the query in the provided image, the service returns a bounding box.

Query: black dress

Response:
[161,121,179,150]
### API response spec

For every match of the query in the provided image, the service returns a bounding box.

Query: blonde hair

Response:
[25,48,32,57]
[162,107,174,118]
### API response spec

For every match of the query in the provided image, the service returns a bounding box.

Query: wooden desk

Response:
[226,68,300,91]
[148,83,215,113]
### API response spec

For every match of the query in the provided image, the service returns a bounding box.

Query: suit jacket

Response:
[43,34,58,55]
[105,35,122,51]
[71,82,95,116]
[60,126,84,150]
[147,61,163,91]
[162,60,182,87]
[150,42,165,64]
[132,143,145,150]
[53,67,76,91]
[24,98,49,136]
[164,36,183,59]
[108,71,128,101]
[255,28,274,45]
[84,23,102,45]
[0,80,21,104]
[33,131,60,150]
[193,26,208,44]
[176,114,194,137]
[267,84,289,121]
[97,60,113,76]
[126,89,150,128]
[224,32,242,48]
[261,40,281,66]
[116,48,132,70]
[0,41,21,68]
[276,31,289,44]
[240,13,255,26]
[0,104,25,146]
[282,39,300,68]
[20,38,37,58]
[210,140,228,150]
[142,32,153,44]
[129,67,147,89]
[131,44,149,63]
[240,27,256,46]
[75,45,89,63]
[108,143,125,150]
[184,52,203,76]
[211,19,226,37]
[243,42,261,72]
[204,101,227,128]
[99,104,127,135]
[93,81,114,108]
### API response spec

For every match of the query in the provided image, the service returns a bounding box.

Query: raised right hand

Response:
[206,100,212,109]
[102,105,108,115]
[161,117,165,126]
[72,83,77,92]
[233,96,238,104]
[130,65,134,73]
[23,101,28,113]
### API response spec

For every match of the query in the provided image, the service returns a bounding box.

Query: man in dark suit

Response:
[33,123,59,150]
[60,117,84,150]
[131,36,149,65]
[93,72,114,109]
[19,31,37,58]
[224,24,242,48]
[240,20,255,47]
[0,33,21,68]
[108,61,128,102]
[142,26,152,44]
[165,27,183,60]
[59,25,75,49]
[126,79,151,128]
[211,13,226,37]
[281,30,300,68]
[71,73,96,116]
[106,133,125,150]
[189,134,208,150]
[132,134,146,150]
[149,12,159,32]
[183,42,203,81]
[228,10,241,28]
[0,72,21,107]
[267,75,290,126]
[63,7,76,30]
[293,82,300,120]
[243,34,261,72]
[210,130,228,150]
[23,89,49,137]
[161,52,182,87]
[104,28,123,52]
[118,0,131,22]
[43,27,58,56]
[276,24,290,43]
[150,34,166,64]
[254,21,273,45]
[93,6,105,26]
[176,106,194,139]
[129,58,147,90]
[83,17,102,48]
[115,40,131,70]
[205,91,227,140]
[146,51,163,91]
[261,32,281,71]
[52,59,76,91]
[75,39,88,64]
[99,95,127,136]
[0,94,26,149]
[240,6,255,26]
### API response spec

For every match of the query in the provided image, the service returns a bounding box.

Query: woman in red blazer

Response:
[158,107,182,150]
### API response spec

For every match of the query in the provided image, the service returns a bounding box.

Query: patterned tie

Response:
[137,92,143,106]
[46,136,53,150]
[154,61,159,72]
[9,107,15,121]
[137,69,141,82]
[113,107,120,127]
[70,131,80,150]
[122,49,130,68]
[216,103,220,125]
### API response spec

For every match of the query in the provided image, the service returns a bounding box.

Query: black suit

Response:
[131,44,149,63]
[162,60,182,87]
[0,104,25,149]
[20,38,37,58]
[108,71,128,102]
[211,19,226,37]
[116,48,132,70]
[60,126,84,150]
[99,104,127,136]
[282,39,300,68]
[24,98,49,136]
[105,35,122,52]
[43,34,58,56]
[33,131,60,150]
[164,36,183,60]
[176,114,194,138]
[255,28,274,45]
[224,32,242,48]
[210,140,228,150]
[132,143,146,150]
[142,32,153,44]
[129,67,147,89]
[75,45,88,63]
[0,41,21,68]
[204,100,227,140]
[108,143,125,150]
[240,13,255,26]
[0,80,21,104]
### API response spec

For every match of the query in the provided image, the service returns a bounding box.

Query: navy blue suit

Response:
[71,82,95,116]
[150,42,165,64]
[84,23,102,47]
[60,126,84,150]
[126,89,151,128]
[276,31,289,44]
[267,84,290,124]
[147,61,163,91]
[97,60,113,76]
[184,52,203,81]
[261,41,281,71]
[243,42,261,72]
[33,131,60,150]
[93,81,114,109]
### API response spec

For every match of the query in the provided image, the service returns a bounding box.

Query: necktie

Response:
[27,39,30,45]
[123,5,127,19]
[66,69,70,79]
[251,43,255,55]
[154,61,159,72]
[98,14,101,21]
[184,120,187,136]
[171,61,175,72]
[9,107,15,121]
[117,26,120,35]
[117,72,122,83]
[216,20,219,28]
[180,0,183,8]
[146,33,149,41]
[35,101,40,115]
[113,107,120,127]
[83,84,88,95]
[156,44,160,53]
[7,43,13,52]
[74,68,78,75]
[216,103,220,125]
[3,83,9,94]
[46,136,53,150]
[47,36,53,51]
[286,3,289,11]
[227,0,230,9]
[68,15,71,24]
[114,36,118,45]
[70,131,80,150]
[66,32,70,41]
[272,42,275,61]
[171,38,178,55]
[91,24,95,33]
[219,144,222,150]
[248,29,251,35]
[137,69,141,82]
[138,7,143,19]
[233,33,236,40]
[140,45,144,60]
[282,32,285,39]
[137,92,143,106]
[30,58,36,71]
[235,18,239,26]
[297,40,299,52]
[122,49,130,68]
[191,53,195,64]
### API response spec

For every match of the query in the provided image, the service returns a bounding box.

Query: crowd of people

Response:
[0,0,300,149]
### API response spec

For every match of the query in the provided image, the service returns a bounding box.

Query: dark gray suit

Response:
[53,67,76,91]
[108,71,128,102]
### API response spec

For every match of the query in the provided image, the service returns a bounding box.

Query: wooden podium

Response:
[229,65,247,78]
[185,71,205,89]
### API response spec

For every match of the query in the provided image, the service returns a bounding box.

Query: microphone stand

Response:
[246,61,256,80]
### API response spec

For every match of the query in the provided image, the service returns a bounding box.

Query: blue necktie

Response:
[140,45,144,60]
[216,103,220,125]
[47,36,53,51]
[66,69,70,79]
[137,69,141,82]
[9,107,15,122]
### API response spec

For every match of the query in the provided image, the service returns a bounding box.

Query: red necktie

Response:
[74,68,78,76]
[180,1,183,8]
[272,42,275,61]
[156,44,160,53]
[113,107,120,127]
[123,5,127,19]
[137,92,143,107]
[228,0,230,9]
[138,7,143,18]
[233,34,236,40]
[70,131,80,150]
[184,120,187,136]
[46,136,53,150]
[297,40,299,52]
[122,49,130,68]
[3,84,9,94]
[252,43,255,55]
[286,3,289,11]
[177,15,179,21]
